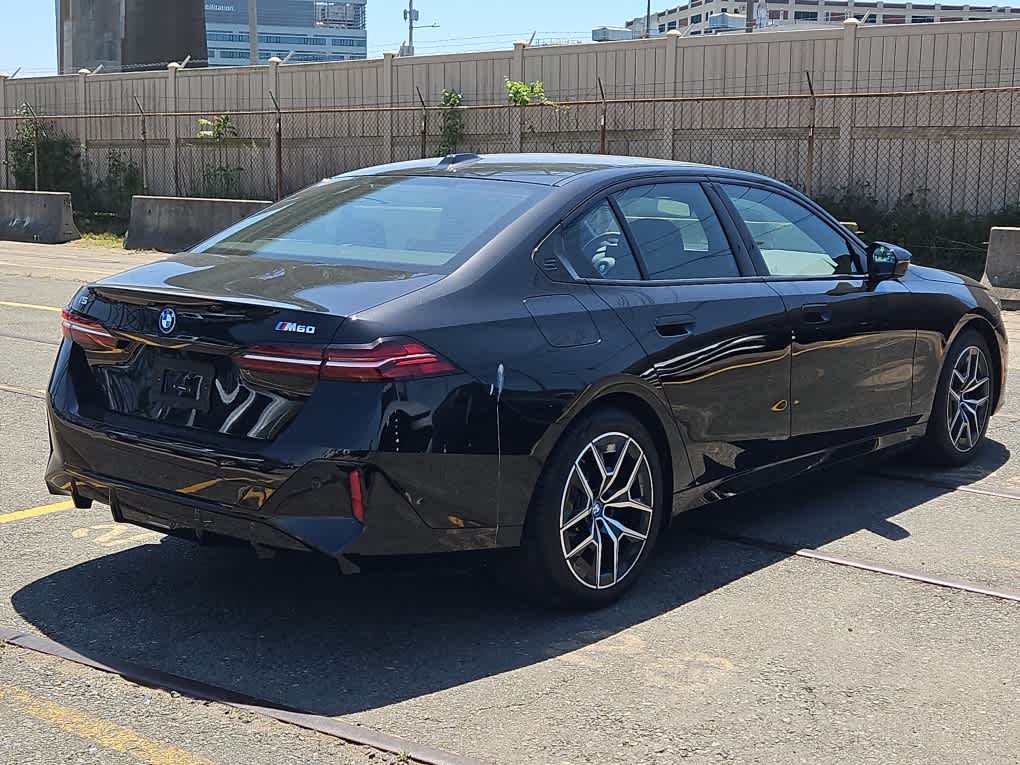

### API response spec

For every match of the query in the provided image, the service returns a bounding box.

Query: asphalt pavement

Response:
[0,240,1016,765]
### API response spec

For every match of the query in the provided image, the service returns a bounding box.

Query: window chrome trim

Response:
[579,275,769,287]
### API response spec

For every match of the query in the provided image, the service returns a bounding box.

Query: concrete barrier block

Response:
[0,190,81,244]
[982,227,1020,310]
[983,227,1020,288]
[125,196,272,253]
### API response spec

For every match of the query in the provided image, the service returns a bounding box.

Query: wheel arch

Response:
[947,312,1005,413]
[529,377,694,528]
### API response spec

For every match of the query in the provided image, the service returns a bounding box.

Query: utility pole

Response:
[249,0,259,65]
[403,0,419,57]
[745,0,754,32]
[400,1,436,57]
[645,0,652,37]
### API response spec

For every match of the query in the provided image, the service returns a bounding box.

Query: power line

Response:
[367,31,592,56]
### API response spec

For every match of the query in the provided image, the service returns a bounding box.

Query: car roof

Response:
[337,153,771,187]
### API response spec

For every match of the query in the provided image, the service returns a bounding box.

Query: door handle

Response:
[801,304,832,324]
[655,315,695,337]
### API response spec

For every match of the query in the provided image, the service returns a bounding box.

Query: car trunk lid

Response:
[65,254,443,441]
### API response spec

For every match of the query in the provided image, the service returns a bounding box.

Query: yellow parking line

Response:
[988,558,1020,570]
[0,383,46,399]
[0,300,62,313]
[0,684,217,765]
[0,261,111,276]
[0,501,75,525]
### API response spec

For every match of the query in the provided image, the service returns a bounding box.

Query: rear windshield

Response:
[193,175,548,273]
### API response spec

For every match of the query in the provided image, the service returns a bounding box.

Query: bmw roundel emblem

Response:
[158,307,177,335]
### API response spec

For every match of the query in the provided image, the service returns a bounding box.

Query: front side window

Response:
[720,184,857,277]
[614,183,740,280]
[195,176,548,274]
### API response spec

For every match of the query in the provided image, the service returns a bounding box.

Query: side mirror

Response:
[867,242,911,281]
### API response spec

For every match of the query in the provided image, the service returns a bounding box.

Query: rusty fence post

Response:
[417,87,427,159]
[382,52,395,163]
[269,90,283,201]
[598,77,607,154]
[133,96,149,194]
[0,73,8,191]
[805,70,816,197]
[25,101,40,191]
[167,62,181,197]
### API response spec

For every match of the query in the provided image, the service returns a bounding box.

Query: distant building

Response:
[56,0,208,73]
[603,1,1020,38]
[123,1,209,70]
[592,26,638,42]
[707,12,748,31]
[205,0,368,66]
[55,1,367,74]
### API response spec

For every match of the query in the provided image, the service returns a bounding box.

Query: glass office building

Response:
[205,0,368,66]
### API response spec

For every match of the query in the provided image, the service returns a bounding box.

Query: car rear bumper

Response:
[45,406,505,559]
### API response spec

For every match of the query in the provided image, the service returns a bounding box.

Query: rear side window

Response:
[613,183,740,280]
[560,201,643,280]
[194,176,549,274]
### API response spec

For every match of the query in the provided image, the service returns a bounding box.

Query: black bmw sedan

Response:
[47,153,1006,607]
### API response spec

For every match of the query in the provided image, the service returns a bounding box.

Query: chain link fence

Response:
[5,86,1019,208]
[3,85,1019,272]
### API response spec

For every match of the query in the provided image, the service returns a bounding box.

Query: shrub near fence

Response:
[7,110,143,220]
[816,188,1020,278]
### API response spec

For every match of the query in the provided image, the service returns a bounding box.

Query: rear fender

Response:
[497,375,694,531]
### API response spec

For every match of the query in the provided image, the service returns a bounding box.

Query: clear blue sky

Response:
[0,0,638,76]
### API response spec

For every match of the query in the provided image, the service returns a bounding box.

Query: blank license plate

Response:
[152,359,214,412]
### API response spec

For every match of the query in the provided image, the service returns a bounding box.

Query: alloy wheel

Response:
[559,432,655,590]
[947,345,991,453]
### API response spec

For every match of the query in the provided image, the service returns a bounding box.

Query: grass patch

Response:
[78,231,125,248]
[75,213,127,248]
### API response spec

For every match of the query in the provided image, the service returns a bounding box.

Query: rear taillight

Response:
[232,345,323,377]
[233,338,457,382]
[321,339,456,381]
[61,309,120,350]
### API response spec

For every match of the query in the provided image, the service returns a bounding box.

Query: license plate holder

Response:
[152,359,214,412]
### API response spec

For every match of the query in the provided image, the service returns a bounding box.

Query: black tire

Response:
[513,408,666,609]
[918,329,994,467]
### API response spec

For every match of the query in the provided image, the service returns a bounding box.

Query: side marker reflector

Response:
[349,470,365,524]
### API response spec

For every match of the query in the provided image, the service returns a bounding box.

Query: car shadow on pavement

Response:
[10,439,1010,717]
